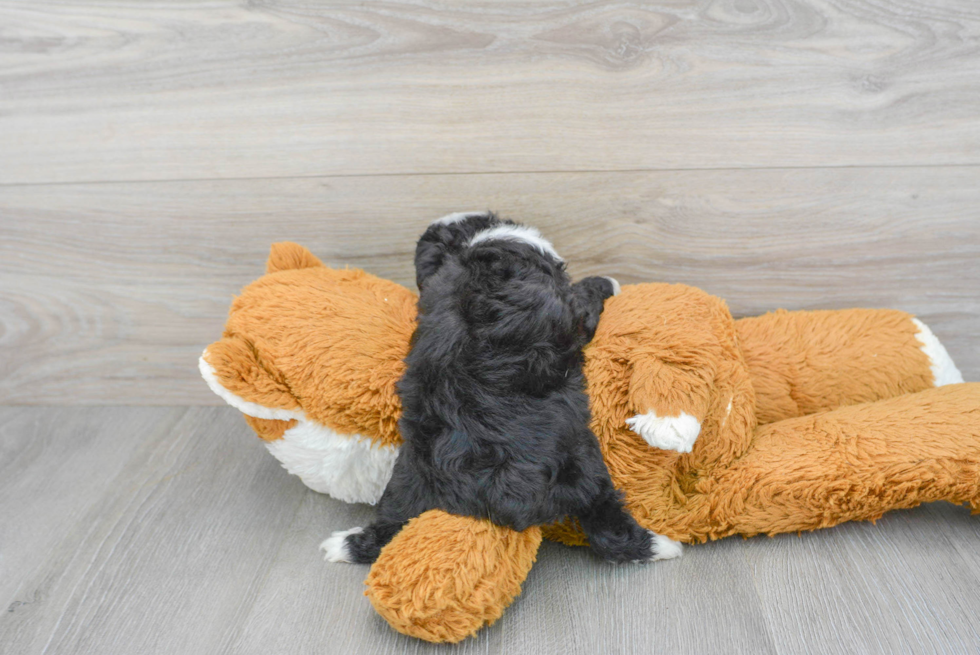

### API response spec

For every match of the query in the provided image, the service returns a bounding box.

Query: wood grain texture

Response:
[2,405,979,654]
[0,405,188,641]
[0,406,309,655]
[2,0,980,184]
[2,166,978,405]
[747,503,980,654]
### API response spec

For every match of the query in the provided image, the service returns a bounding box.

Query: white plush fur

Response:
[433,210,490,225]
[912,318,964,386]
[266,421,398,504]
[199,351,400,505]
[649,532,683,561]
[626,411,702,453]
[469,224,563,262]
[320,527,364,563]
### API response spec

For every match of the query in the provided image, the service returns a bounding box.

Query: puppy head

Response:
[415,212,596,391]
[415,211,564,288]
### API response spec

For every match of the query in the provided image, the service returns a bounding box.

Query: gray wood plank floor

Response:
[2,406,979,655]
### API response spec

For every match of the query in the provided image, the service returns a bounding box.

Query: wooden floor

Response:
[3,406,980,654]
[2,0,979,653]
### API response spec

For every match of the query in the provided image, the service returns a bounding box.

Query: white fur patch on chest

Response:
[200,352,399,505]
[265,421,398,504]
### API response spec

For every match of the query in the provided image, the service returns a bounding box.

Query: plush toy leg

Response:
[736,309,958,424]
[364,510,542,643]
[702,383,980,540]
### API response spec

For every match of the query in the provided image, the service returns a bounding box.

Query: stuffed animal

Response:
[200,242,980,643]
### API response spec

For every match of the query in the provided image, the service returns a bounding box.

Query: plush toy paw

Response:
[648,532,684,561]
[626,411,701,453]
[320,526,364,563]
[365,510,543,643]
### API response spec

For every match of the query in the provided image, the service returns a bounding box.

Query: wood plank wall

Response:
[1,0,978,404]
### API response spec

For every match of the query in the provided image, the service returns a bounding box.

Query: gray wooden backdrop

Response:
[1,2,979,654]
[1,0,978,405]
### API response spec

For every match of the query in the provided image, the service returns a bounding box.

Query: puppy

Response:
[323,211,681,564]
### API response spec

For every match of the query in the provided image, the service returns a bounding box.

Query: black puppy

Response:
[322,212,681,564]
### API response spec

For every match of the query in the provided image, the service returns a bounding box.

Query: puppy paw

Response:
[626,411,701,453]
[319,526,364,563]
[648,532,683,561]
[602,276,621,296]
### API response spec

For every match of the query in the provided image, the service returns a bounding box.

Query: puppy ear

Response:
[415,212,499,289]
[571,276,616,343]
[414,229,450,290]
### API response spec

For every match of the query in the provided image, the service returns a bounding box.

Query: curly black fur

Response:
[340,213,657,564]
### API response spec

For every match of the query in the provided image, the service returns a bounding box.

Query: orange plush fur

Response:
[365,510,542,643]
[202,243,980,643]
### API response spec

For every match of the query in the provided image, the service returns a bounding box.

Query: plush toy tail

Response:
[736,308,948,424]
[701,383,980,540]
[365,510,542,643]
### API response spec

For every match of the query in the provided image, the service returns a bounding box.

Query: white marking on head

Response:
[433,211,491,226]
[912,318,964,386]
[468,224,563,262]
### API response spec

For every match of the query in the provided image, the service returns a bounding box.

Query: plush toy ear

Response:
[199,335,301,418]
[266,241,325,274]
[365,510,542,643]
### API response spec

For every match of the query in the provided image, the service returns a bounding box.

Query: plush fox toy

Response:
[201,242,980,643]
